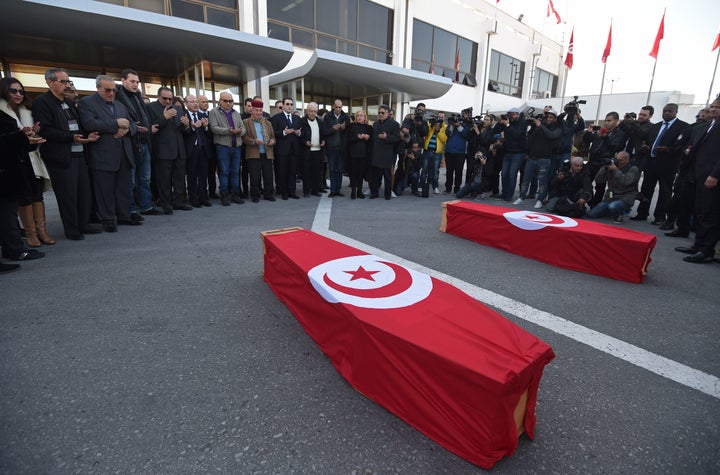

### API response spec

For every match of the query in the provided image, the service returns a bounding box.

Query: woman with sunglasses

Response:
[0,77,55,247]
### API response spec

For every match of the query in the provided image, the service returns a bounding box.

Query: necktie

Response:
[287,114,293,127]
[107,101,115,116]
[651,122,668,157]
[192,112,197,123]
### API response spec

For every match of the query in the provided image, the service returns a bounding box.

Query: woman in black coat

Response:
[0,109,46,267]
[346,109,373,199]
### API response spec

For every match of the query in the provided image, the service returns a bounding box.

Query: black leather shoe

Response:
[683,251,714,263]
[658,220,674,230]
[674,246,698,254]
[0,262,21,273]
[103,223,118,232]
[231,194,245,204]
[264,196,276,202]
[81,224,102,234]
[665,230,689,237]
[328,192,337,198]
[172,204,193,211]
[629,215,648,221]
[289,194,300,199]
[130,212,144,222]
[650,219,664,225]
[335,192,345,197]
[311,192,322,197]
[11,248,45,261]
[282,194,289,200]
[162,206,173,215]
[118,218,142,226]
[201,201,212,207]
[140,207,163,216]
[191,201,202,208]
[66,233,85,240]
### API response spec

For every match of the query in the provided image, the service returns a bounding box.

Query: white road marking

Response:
[311,199,720,400]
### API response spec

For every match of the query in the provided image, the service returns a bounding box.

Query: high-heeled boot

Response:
[32,201,55,245]
[18,205,41,247]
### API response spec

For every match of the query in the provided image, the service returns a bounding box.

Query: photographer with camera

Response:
[583,111,627,207]
[422,118,447,195]
[443,113,470,195]
[395,139,423,196]
[455,151,489,200]
[500,107,528,202]
[513,109,562,209]
[587,151,639,223]
[550,99,586,190]
[546,156,592,217]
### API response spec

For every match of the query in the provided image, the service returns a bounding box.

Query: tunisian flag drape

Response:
[262,227,555,469]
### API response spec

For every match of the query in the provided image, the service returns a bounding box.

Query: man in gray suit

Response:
[78,75,136,232]
[148,86,192,214]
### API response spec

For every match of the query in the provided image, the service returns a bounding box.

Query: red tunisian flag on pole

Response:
[602,22,612,63]
[713,30,720,51]
[649,12,665,59]
[547,0,562,24]
[564,27,574,69]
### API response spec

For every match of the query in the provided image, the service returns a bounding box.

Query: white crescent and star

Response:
[503,210,578,230]
[308,255,433,309]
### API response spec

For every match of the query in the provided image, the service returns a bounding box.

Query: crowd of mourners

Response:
[1,67,719,273]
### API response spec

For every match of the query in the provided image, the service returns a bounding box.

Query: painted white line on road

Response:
[311,198,720,400]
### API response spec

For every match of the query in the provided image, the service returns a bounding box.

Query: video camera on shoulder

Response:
[602,157,617,166]
[564,95,586,118]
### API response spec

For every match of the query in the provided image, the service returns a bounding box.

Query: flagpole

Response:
[706,47,720,106]
[596,61,607,123]
[646,58,658,105]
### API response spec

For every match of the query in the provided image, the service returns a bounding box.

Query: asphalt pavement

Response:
[1,177,718,474]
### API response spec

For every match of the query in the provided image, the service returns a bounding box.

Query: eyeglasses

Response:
[221,99,234,103]
[8,88,25,96]
[284,102,293,106]
[160,96,173,101]
[103,88,116,93]
[378,111,387,115]
[54,79,74,85]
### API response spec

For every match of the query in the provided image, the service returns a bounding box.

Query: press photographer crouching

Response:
[546,156,592,218]
[587,151,640,223]
[455,151,489,199]
[394,134,422,197]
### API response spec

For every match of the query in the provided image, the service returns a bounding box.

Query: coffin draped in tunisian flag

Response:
[261,227,555,469]
[441,201,657,283]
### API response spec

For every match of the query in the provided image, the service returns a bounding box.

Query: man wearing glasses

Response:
[321,99,350,197]
[271,97,301,200]
[77,75,136,232]
[33,68,101,240]
[370,105,400,200]
[148,86,192,214]
[209,91,246,206]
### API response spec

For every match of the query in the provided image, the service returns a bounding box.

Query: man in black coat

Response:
[32,68,100,240]
[271,97,301,200]
[632,103,689,224]
[675,98,720,263]
[370,104,400,200]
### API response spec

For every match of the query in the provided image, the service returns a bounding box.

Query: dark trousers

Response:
[46,156,92,236]
[155,158,187,208]
[371,166,392,198]
[666,175,695,232]
[91,160,131,224]
[444,152,465,193]
[247,155,275,199]
[637,162,675,221]
[186,145,209,204]
[241,157,250,196]
[275,153,298,197]
[0,198,23,257]
[692,182,720,255]
[303,150,322,195]
[588,160,606,207]
[206,151,218,196]
[349,155,367,190]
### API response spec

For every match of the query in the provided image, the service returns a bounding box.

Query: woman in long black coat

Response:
[346,110,373,199]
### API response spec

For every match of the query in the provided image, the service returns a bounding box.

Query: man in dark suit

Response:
[271,97,301,200]
[148,86,192,214]
[632,103,689,224]
[198,95,217,199]
[77,75,137,232]
[32,68,101,240]
[183,94,212,207]
[370,104,401,200]
[675,98,720,263]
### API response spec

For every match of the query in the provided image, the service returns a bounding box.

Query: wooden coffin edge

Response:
[440,200,461,233]
[260,227,304,255]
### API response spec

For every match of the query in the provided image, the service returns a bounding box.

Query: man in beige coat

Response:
[242,99,276,202]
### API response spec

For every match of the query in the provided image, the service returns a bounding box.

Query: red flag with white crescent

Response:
[262,228,555,469]
[565,27,574,69]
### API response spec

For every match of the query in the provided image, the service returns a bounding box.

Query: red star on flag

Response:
[344,266,380,281]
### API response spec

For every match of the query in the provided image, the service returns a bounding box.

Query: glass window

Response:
[488,50,524,97]
[203,0,236,8]
[358,0,391,49]
[316,0,357,40]
[128,0,164,13]
[292,29,315,49]
[533,68,557,98]
[337,40,358,56]
[411,19,477,85]
[317,34,337,52]
[268,22,289,42]
[171,0,204,22]
[207,7,236,29]
[268,0,313,29]
[412,21,433,63]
